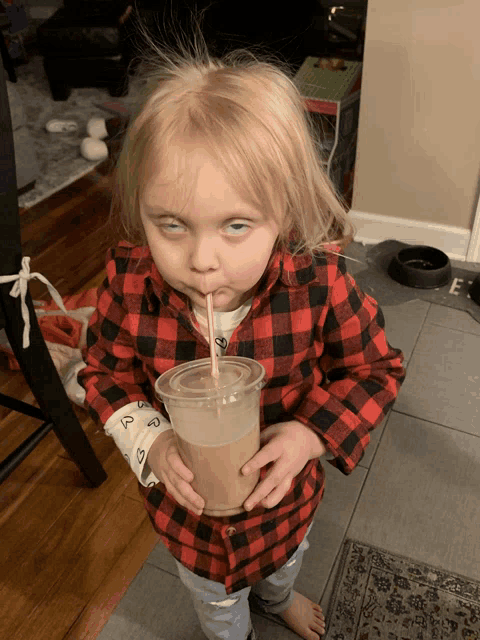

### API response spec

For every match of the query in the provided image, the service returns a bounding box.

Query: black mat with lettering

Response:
[343,240,480,325]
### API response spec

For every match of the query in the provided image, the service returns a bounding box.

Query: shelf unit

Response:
[295,57,362,199]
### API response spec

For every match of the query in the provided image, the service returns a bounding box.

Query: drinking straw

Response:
[206,293,219,379]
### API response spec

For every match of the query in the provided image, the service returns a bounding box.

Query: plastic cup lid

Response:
[155,357,265,403]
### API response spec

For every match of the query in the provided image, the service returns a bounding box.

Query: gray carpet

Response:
[14,55,139,209]
[326,539,480,639]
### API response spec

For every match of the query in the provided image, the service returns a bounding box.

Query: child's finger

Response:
[243,460,290,511]
[167,446,194,482]
[165,447,205,513]
[242,439,282,476]
[165,474,204,515]
[175,478,205,513]
[260,476,293,509]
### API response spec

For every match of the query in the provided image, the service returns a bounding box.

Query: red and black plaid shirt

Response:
[79,241,406,594]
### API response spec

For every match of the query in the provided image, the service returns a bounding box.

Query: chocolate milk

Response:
[155,357,265,517]
[176,422,260,516]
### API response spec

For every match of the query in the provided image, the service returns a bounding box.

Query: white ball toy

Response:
[80,137,109,162]
[86,117,108,139]
[45,119,79,133]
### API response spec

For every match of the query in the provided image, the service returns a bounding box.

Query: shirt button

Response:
[225,526,237,536]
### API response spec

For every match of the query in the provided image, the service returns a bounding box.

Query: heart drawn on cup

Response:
[137,448,145,464]
[148,417,160,428]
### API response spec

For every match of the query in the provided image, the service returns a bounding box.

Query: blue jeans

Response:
[173,522,313,640]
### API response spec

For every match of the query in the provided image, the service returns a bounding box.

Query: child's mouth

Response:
[190,286,223,299]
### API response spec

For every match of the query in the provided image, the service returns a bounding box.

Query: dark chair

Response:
[36,0,134,101]
[0,0,29,84]
[0,20,16,83]
[0,63,107,487]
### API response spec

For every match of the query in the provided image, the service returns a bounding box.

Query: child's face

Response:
[141,146,280,312]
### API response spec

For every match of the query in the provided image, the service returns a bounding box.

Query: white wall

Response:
[353,0,480,233]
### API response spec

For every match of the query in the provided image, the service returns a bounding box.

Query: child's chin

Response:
[205,292,236,311]
[214,295,244,312]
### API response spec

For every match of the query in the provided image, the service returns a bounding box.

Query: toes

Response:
[314,607,325,623]
[312,618,325,636]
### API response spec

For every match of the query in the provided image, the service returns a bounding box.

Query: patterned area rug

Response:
[13,55,140,209]
[325,539,480,640]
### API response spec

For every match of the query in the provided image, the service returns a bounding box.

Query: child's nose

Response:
[189,235,220,273]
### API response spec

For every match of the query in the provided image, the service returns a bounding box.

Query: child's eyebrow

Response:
[144,207,263,222]
[143,205,179,217]
[144,209,180,220]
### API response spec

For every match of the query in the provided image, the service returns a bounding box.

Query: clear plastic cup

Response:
[155,356,265,516]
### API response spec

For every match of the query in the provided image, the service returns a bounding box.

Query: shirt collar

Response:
[268,242,341,289]
[126,245,189,316]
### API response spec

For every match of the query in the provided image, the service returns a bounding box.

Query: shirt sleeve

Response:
[293,255,406,475]
[78,248,152,426]
[104,400,172,486]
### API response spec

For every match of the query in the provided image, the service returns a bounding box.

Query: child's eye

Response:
[161,221,186,233]
[225,222,250,236]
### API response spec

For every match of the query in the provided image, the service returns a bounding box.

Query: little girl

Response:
[79,20,406,640]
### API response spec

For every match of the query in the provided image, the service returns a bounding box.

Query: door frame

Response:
[466,190,480,263]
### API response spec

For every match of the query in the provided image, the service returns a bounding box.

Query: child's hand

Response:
[147,430,205,516]
[242,420,327,512]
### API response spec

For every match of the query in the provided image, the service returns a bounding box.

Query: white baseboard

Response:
[349,209,473,262]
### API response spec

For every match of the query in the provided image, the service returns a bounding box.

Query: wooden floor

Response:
[0,161,159,640]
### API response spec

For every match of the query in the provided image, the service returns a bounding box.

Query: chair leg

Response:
[0,287,107,487]
[43,57,71,101]
[0,30,17,83]
[108,81,128,98]
[48,78,71,101]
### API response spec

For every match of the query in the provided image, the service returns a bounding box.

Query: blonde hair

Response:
[111,6,356,257]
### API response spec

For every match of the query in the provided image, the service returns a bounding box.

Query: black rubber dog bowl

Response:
[387,245,451,289]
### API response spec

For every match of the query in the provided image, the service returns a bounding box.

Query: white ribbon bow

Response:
[0,256,68,349]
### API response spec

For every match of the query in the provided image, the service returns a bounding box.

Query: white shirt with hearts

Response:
[191,297,252,356]
[102,298,253,487]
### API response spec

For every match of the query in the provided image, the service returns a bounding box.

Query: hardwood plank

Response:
[0,357,35,421]
[64,516,158,640]
[0,417,62,526]
[0,458,85,576]
[78,269,107,293]
[123,475,146,503]
[0,402,113,526]
[12,495,150,640]
[23,199,117,301]
[0,450,135,637]
[0,388,45,458]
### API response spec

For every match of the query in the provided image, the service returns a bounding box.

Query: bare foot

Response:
[278,591,325,640]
